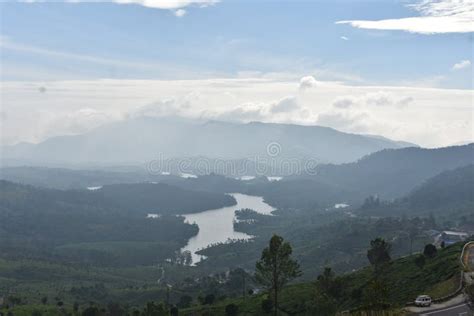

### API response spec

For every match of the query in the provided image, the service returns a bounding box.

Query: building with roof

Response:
[435,231,469,246]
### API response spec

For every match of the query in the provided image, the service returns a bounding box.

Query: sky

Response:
[0,0,473,148]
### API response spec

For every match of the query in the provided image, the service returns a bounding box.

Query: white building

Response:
[435,231,469,246]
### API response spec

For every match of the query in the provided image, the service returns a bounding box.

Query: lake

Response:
[181,193,275,264]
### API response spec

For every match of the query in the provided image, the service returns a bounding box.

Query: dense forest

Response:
[0,180,235,267]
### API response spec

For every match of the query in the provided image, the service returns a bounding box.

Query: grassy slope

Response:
[0,258,165,306]
[0,243,463,316]
[182,243,463,316]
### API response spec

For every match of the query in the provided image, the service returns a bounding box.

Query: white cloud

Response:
[337,0,474,34]
[113,0,218,9]
[270,96,300,113]
[131,98,191,119]
[452,60,471,70]
[213,102,267,122]
[174,9,187,17]
[397,96,414,106]
[299,76,317,90]
[365,91,394,106]
[333,96,357,109]
[20,0,219,15]
[332,91,413,109]
[210,96,301,122]
[1,78,472,148]
[42,108,118,141]
[317,110,374,134]
[340,36,349,41]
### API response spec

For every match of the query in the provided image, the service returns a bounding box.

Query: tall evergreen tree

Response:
[255,234,301,316]
[367,238,391,274]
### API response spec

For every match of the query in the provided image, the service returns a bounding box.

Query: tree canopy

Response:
[367,238,392,272]
[255,234,301,315]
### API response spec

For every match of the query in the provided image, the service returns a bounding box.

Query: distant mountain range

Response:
[1,117,416,166]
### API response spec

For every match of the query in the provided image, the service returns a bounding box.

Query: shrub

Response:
[261,299,273,314]
[415,254,426,269]
[225,303,239,316]
[203,294,215,305]
[170,306,179,316]
[424,244,437,258]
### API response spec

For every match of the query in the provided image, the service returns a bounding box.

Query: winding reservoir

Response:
[181,193,275,263]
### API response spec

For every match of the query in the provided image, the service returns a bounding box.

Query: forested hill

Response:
[236,144,474,210]
[0,180,201,265]
[0,180,236,216]
[358,164,474,223]
[0,166,162,189]
[0,179,234,266]
[314,143,474,200]
[405,164,474,209]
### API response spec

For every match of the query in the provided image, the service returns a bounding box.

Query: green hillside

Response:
[359,164,474,225]
[182,242,463,315]
[0,242,463,316]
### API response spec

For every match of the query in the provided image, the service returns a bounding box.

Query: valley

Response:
[0,141,472,315]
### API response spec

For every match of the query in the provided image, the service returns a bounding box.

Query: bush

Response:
[177,295,192,308]
[415,254,426,269]
[225,303,239,316]
[82,306,100,316]
[203,294,215,305]
[424,244,437,258]
[170,306,179,316]
[261,299,273,314]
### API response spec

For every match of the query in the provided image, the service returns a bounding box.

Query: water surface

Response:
[181,193,275,263]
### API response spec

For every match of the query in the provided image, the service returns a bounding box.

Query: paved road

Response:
[417,303,472,316]
[469,247,474,271]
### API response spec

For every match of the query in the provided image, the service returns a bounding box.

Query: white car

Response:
[415,295,432,307]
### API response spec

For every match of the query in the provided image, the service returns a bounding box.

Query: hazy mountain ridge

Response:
[1,117,416,166]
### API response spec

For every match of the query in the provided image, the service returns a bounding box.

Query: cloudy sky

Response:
[0,0,473,147]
